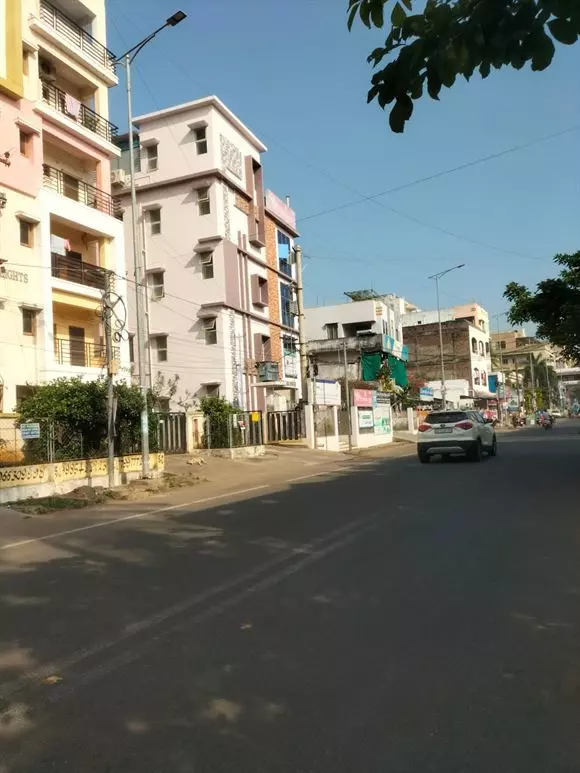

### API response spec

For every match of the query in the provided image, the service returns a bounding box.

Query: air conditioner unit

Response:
[39,59,57,82]
[111,169,127,186]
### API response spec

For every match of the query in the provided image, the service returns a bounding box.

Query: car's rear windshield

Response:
[425,412,468,425]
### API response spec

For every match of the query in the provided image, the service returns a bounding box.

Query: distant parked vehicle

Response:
[417,410,497,464]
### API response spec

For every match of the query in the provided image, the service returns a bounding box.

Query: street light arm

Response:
[114,11,187,63]
[115,24,170,63]
[428,263,466,281]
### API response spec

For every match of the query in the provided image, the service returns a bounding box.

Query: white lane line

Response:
[0,456,401,553]
[0,484,270,552]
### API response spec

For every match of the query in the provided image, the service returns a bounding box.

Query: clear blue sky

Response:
[106,0,580,323]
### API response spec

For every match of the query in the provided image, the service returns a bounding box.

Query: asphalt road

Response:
[2,421,580,772]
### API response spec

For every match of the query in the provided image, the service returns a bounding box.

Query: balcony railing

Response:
[41,81,118,143]
[43,164,118,217]
[39,0,116,74]
[51,252,110,291]
[54,338,109,368]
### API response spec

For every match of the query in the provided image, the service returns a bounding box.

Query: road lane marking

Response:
[0,485,270,551]
[0,512,379,704]
[0,452,415,553]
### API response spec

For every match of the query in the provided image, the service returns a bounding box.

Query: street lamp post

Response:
[115,11,187,477]
[428,264,465,409]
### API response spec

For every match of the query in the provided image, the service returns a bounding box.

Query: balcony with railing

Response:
[43,164,118,217]
[54,337,117,368]
[37,0,117,77]
[51,252,110,291]
[41,81,118,143]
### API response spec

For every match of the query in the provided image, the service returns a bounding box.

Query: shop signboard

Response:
[353,389,373,408]
[419,386,434,399]
[373,392,392,435]
[358,409,374,429]
[382,336,409,362]
[312,379,341,406]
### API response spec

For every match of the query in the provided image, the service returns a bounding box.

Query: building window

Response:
[145,143,158,172]
[473,368,480,386]
[479,320,486,332]
[283,335,297,354]
[200,251,214,279]
[277,230,292,275]
[149,207,161,235]
[19,130,32,158]
[152,334,168,362]
[485,341,490,355]
[203,317,217,345]
[280,282,294,327]
[197,186,210,216]
[19,220,33,247]
[481,370,487,386]
[129,334,135,363]
[479,341,484,356]
[500,340,506,350]
[326,323,339,340]
[148,271,165,300]
[22,48,30,76]
[22,308,36,337]
[16,385,35,408]
[471,337,478,354]
[194,126,207,155]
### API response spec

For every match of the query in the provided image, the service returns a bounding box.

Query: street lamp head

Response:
[167,10,187,25]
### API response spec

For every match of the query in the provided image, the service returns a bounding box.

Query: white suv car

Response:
[417,410,497,463]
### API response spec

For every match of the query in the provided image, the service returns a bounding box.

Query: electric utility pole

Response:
[294,244,308,403]
[103,271,117,488]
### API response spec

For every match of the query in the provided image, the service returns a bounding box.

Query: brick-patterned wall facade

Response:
[404,320,473,386]
[235,193,250,214]
[264,213,282,365]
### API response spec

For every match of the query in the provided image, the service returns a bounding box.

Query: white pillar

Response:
[304,404,315,449]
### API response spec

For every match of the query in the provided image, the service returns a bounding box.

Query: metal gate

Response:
[155,412,187,454]
[267,409,305,442]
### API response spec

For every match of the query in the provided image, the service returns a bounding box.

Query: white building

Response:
[113,96,300,411]
[305,291,407,383]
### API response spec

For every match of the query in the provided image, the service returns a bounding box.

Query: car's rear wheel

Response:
[488,436,497,457]
[418,449,430,464]
[469,439,483,462]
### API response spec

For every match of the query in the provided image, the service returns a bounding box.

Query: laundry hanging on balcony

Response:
[50,235,71,255]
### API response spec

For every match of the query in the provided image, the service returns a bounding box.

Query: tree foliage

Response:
[348,0,580,132]
[504,251,580,363]
[18,377,152,454]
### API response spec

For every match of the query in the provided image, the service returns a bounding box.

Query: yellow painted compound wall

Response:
[0,0,24,100]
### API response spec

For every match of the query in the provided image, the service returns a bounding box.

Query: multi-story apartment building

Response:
[305,291,408,384]
[0,0,128,413]
[403,319,493,400]
[113,96,301,411]
[403,301,490,334]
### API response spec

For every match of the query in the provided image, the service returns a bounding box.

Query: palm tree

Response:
[522,355,559,407]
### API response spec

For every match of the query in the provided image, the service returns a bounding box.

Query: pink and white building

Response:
[114,96,301,411]
[0,0,129,413]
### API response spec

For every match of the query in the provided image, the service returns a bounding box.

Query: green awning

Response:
[361,351,382,381]
[388,355,408,387]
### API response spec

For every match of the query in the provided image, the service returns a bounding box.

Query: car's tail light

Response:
[455,421,473,430]
[418,423,431,432]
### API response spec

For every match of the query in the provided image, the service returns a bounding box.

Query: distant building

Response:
[304,291,408,385]
[404,319,493,402]
[403,302,490,334]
